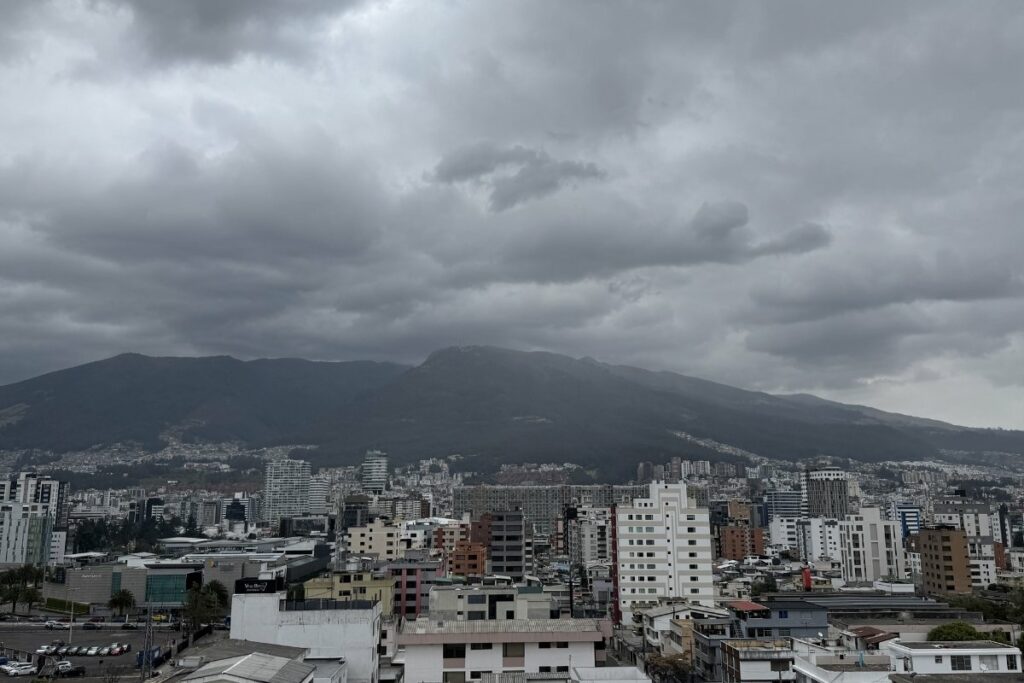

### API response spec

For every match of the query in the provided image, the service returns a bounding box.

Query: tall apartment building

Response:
[574,507,613,566]
[614,482,714,622]
[361,450,389,494]
[803,468,850,518]
[933,497,998,588]
[0,473,70,566]
[795,518,841,562]
[763,490,803,521]
[454,484,647,535]
[309,475,331,515]
[838,507,905,582]
[915,525,972,595]
[488,511,528,580]
[718,525,764,561]
[262,458,311,525]
[888,501,923,539]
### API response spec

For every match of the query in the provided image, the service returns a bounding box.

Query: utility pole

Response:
[139,603,154,682]
[564,505,577,617]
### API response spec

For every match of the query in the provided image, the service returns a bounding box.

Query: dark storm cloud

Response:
[98,0,362,66]
[432,143,605,211]
[3,0,1024,426]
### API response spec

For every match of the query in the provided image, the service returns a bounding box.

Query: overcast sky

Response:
[2,1,1023,428]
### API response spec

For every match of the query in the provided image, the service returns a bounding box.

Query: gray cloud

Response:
[433,143,605,210]
[96,0,361,66]
[2,0,1024,428]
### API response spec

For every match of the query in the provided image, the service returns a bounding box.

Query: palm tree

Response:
[19,587,41,613]
[107,589,136,622]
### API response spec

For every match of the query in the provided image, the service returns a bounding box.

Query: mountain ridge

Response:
[1,345,1021,479]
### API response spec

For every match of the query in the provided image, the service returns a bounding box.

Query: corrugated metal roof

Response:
[185,653,314,683]
[727,600,768,612]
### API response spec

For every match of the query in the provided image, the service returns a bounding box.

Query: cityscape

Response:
[3,2,1024,683]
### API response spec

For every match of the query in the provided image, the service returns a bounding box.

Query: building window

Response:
[934,656,942,664]
[539,642,552,649]
[556,642,568,648]
[467,595,486,604]
[443,674,466,683]
[470,643,492,650]
[443,644,466,659]
[1007,655,1018,670]
[950,656,971,671]
[539,667,552,673]
[503,643,525,658]
[777,610,788,618]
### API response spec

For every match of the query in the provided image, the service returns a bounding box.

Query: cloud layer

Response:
[2,1,1024,428]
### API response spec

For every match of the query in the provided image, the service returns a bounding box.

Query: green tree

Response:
[182,586,219,646]
[927,621,983,641]
[201,581,229,611]
[19,586,41,612]
[2,584,21,613]
[184,515,200,536]
[107,589,136,622]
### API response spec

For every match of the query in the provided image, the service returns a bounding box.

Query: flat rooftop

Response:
[897,640,1016,650]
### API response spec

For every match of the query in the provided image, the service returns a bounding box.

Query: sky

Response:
[1,1,1023,428]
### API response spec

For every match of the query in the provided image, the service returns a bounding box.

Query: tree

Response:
[201,581,229,611]
[182,586,219,646]
[928,621,983,641]
[19,587,41,612]
[184,515,200,536]
[646,653,691,683]
[107,589,136,622]
[2,584,21,614]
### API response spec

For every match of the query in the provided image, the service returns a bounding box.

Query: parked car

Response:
[88,617,104,623]
[121,623,138,630]
[55,663,86,678]
[65,647,80,657]
[44,621,63,630]
[98,647,110,657]
[5,663,35,677]
[85,647,100,657]
[82,622,99,631]
[56,646,70,656]
[0,658,8,666]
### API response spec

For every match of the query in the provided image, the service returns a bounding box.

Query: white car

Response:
[0,663,27,675]
[85,647,100,657]
[6,664,36,677]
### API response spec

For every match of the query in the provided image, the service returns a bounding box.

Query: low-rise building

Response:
[428,584,554,621]
[396,618,606,683]
[305,570,396,605]
[884,640,1022,676]
[721,639,795,682]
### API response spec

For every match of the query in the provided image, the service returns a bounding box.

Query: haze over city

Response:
[3,2,1024,427]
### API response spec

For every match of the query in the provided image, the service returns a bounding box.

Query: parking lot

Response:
[0,627,178,679]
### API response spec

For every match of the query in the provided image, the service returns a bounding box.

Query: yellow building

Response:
[305,570,396,605]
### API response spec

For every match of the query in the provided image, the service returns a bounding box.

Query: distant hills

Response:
[1,345,1022,480]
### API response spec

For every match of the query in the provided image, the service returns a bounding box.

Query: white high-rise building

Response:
[361,451,389,494]
[0,473,69,566]
[839,507,905,582]
[614,482,714,622]
[309,475,331,515]
[796,518,841,562]
[263,459,311,525]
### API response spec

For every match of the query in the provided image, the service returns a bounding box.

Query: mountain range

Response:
[1,345,1022,480]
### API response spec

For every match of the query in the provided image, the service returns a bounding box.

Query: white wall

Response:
[401,641,596,683]
[230,593,380,683]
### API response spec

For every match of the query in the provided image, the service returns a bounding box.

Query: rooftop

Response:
[404,618,601,635]
[728,600,768,612]
[183,653,314,683]
[895,640,1017,650]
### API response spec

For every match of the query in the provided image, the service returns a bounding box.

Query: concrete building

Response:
[396,618,605,683]
[887,502,922,539]
[428,584,554,621]
[763,490,803,521]
[387,558,442,618]
[454,485,647,536]
[719,525,764,561]
[839,507,905,582]
[343,518,402,561]
[721,639,795,683]
[614,482,714,622]
[803,468,850,519]
[933,496,998,589]
[0,473,69,566]
[264,459,311,525]
[361,451,389,495]
[230,590,382,683]
[884,640,1022,676]
[305,569,396,605]
[913,525,972,596]
[487,511,528,580]
[309,475,331,516]
[181,652,316,683]
[769,517,799,551]
[795,518,841,562]
[446,540,487,578]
